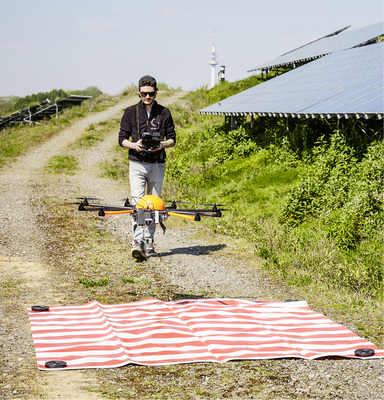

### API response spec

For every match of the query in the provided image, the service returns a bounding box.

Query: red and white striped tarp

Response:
[27,298,384,370]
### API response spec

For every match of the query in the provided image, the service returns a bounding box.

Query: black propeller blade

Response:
[75,197,100,206]
[122,198,133,207]
[201,203,227,210]
[170,208,229,214]
[165,200,187,209]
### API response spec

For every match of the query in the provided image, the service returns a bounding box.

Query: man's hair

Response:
[138,75,157,89]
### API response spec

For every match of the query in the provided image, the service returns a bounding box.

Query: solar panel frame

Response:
[249,22,384,72]
[199,41,383,119]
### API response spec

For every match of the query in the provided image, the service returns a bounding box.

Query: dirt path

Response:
[1,92,383,400]
[0,96,140,399]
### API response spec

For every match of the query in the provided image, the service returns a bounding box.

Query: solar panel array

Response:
[249,22,383,72]
[0,95,91,130]
[199,41,383,119]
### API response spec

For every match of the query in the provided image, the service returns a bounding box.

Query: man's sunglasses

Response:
[140,91,156,97]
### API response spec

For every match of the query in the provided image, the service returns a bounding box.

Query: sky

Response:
[0,0,382,97]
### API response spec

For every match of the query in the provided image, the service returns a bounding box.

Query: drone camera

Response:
[137,208,145,225]
[142,132,161,150]
[136,208,155,226]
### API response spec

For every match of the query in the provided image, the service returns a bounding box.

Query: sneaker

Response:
[131,241,146,260]
[146,240,157,256]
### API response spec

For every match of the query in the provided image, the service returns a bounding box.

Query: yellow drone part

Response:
[136,195,166,211]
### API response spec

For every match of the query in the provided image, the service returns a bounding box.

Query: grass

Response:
[46,155,78,174]
[0,279,22,298]
[200,153,303,219]
[0,94,120,169]
[0,124,53,167]
[122,276,138,283]
[74,119,120,148]
[0,279,22,288]
[100,148,129,180]
[78,277,110,288]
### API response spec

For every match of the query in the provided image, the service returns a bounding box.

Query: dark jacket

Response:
[118,100,176,163]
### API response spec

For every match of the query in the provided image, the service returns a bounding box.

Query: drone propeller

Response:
[121,198,133,207]
[201,203,227,210]
[165,200,187,209]
[71,197,101,210]
[168,207,229,214]
[76,199,135,213]
[75,197,100,206]
[197,210,225,217]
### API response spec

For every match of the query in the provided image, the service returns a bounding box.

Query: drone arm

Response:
[168,211,199,221]
[103,210,134,216]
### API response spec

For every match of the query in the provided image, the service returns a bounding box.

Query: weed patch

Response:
[46,155,78,174]
[78,277,110,288]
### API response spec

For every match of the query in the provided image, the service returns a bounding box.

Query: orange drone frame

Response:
[75,195,226,232]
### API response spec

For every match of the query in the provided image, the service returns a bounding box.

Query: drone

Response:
[75,195,227,233]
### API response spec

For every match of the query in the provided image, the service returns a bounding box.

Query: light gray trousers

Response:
[129,160,165,244]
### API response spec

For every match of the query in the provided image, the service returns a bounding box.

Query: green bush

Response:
[163,99,383,299]
[280,134,383,250]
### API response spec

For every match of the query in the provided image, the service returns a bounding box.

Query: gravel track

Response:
[0,93,383,399]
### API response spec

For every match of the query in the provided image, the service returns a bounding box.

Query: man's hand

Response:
[132,139,145,153]
[153,142,164,151]
[122,138,145,153]
[156,139,175,150]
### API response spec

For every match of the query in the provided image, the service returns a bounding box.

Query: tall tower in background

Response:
[209,30,218,88]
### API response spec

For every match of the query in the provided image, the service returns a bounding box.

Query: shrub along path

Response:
[0,92,383,399]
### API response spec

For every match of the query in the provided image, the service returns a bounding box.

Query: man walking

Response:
[118,75,176,260]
